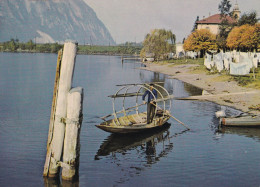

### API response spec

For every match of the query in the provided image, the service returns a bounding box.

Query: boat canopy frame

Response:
[103,83,172,126]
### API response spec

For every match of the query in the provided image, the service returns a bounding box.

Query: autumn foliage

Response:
[183,29,217,55]
[226,24,260,51]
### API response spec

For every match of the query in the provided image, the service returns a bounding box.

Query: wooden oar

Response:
[151,102,190,130]
[167,113,190,130]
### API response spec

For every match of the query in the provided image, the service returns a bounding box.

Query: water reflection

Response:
[183,82,203,96]
[95,123,189,164]
[43,176,79,187]
[219,127,260,142]
[95,123,172,161]
[94,124,189,185]
[139,70,203,97]
[139,71,166,86]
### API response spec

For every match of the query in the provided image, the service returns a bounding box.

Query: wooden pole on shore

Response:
[44,41,78,177]
[62,87,84,180]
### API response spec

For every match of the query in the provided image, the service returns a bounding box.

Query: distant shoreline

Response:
[0,50,141,57]
[0,43,142,56]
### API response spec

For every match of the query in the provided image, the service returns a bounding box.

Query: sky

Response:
[83,0,260,44]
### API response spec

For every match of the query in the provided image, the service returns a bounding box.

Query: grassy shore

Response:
[77,45,142,55]
[161,58,260,89]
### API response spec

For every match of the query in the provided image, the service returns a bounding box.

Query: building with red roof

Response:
[195,2,240,35]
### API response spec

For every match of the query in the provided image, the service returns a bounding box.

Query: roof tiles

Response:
[196,14,236,24]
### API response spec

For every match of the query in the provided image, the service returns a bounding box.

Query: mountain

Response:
[0,0,115,45]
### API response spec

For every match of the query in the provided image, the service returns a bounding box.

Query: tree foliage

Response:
[3,38,19,51]
[183,29,217,56]
[141,29,176,60]
[217,0,233,50]
[1,39,63,53]
[218,0,232,17]
[226,24,260,51]
[191,16,199,32]
[238,11,259,26]
[218,0,232,35]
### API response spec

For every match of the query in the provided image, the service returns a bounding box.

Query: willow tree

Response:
[183,29,217,57]
[141,29,176,61]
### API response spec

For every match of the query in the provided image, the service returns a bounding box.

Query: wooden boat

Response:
[96,110,171,133]
[96,83,173,134]
[220,115,260,127]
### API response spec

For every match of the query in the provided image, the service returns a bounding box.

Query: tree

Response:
[254,24,260,50]
[9,38,17,51]
[217,0,233,50]
[26,39,34,50]
[218,0,232,17]
[226,24,260,51]
[141,29,176,61]
[51,42,62,53]
[191,16,199,32]
[226,26,241,49]
[183,29,217,57]
[238,11,259,26]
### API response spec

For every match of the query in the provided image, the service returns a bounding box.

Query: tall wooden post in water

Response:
[43,41,82,178]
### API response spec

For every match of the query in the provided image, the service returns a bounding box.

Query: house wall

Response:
[176,43,184,54]
[197,24,219,35]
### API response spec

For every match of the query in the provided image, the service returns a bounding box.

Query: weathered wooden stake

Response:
[45,41,78,177]
[43,49,62,177]
[62,87,84,180]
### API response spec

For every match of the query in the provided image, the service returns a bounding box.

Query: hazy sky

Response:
[84,0,260,44]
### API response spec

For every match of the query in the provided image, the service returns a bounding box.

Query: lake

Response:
[0,53,260,187]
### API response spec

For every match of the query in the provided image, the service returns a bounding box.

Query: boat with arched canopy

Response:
[96,83,173,134]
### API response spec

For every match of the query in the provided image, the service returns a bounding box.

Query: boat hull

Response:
[96,111,170,134]
[221,116,260,127]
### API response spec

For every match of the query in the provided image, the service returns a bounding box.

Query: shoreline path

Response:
[140,63,260,115]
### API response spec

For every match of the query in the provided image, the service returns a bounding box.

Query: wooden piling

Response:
[43,49,62,177]
[44,41,78,177]
[62,87,83,180]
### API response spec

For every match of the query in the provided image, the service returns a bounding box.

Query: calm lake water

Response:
[0,53,260,187]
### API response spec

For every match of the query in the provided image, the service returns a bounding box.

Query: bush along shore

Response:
[141,58,260,115]
[0,39,142,55]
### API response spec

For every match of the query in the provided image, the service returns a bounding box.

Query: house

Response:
[176,43,185,58]
[143,53,155,62]
[196,2,240,35]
